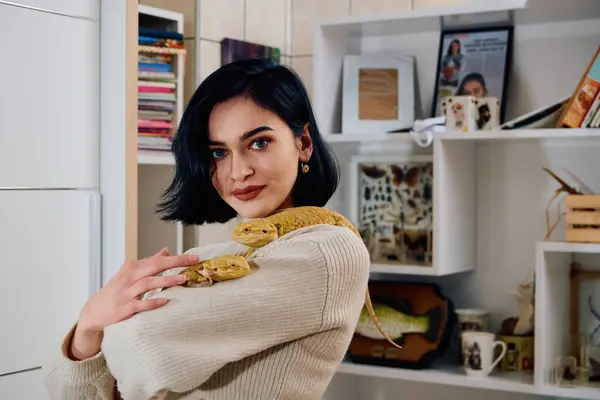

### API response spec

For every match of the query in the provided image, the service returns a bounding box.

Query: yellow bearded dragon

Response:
[178,206,402,350]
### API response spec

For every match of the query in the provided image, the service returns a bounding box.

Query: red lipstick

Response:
[232,185,265,201]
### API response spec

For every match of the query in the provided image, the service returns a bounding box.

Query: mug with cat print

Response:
[462,331,507,377]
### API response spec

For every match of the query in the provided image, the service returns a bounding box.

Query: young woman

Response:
[456,72,488,98]
[42,58,371,400]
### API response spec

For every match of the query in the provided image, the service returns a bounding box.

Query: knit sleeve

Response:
[41,324,116,400]
[100,225,370,400]
[41,240,248,400]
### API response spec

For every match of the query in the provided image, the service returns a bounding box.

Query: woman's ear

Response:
[297,122,313,163]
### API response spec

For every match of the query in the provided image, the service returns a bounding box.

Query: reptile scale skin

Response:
[177,206,403,350]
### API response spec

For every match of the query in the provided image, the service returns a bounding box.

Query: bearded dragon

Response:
[178,206,402,350]
[180,255,251,287]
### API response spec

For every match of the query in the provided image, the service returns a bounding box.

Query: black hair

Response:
[157,58,340,225]
[446,39,461,56]
[456,72,488,96]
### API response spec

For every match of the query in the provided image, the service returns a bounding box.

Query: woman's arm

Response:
[100,225,370,400]
[41,240,247,400]
[42,324,117,400]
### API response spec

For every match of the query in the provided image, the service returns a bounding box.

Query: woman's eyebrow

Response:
[208,126,274,146]
[240,126,273,141]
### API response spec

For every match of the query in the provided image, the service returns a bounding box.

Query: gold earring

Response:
[301,162,310,174]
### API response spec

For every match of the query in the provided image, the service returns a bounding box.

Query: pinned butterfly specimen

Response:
[390,164,420,187]
[360,165,387,179]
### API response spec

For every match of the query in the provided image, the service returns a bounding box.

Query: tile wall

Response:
[289,0,469,97]
[140,0,468,101]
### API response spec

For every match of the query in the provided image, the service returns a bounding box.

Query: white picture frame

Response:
[342,54,415,135]
[348,154,434,267]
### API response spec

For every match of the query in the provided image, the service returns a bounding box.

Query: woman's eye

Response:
[251,139,270,150]
[211,149,226,159]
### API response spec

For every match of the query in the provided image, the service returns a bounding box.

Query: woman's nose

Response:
[230,154,254,181]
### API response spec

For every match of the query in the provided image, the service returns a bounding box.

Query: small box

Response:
[441,96,501,131]
[474,96,500,130]
[441,96,478,132]
[565,194,600,243]
[497,334,534,373]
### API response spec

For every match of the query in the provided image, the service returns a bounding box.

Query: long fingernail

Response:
[189,254,200,262]
[176,275,187,282]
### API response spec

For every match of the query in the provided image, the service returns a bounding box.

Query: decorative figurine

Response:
[553,356,578,388]
[513,282,534,336]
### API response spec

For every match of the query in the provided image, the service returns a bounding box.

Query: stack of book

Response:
[137,27,184,151]
[556,46,600,129]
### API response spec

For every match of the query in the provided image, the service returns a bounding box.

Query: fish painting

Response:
[355,299,443,344]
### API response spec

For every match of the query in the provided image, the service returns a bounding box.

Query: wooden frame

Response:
[341,54,415,135]
[569,262,600,356]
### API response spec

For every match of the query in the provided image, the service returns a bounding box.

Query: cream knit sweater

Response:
[42,224,370,400]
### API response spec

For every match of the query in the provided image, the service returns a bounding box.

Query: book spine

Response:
[580,92,600,127]
[556,46,600,128]
[591,107,600,128]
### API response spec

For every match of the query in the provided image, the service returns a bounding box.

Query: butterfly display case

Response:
[348,155,434,269]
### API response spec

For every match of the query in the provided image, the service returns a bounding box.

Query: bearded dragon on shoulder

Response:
[176,206,402,350]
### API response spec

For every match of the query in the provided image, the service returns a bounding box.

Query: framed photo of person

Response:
[431,26,513,123]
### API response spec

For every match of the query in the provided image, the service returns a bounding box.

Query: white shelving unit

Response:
[337,361,537,395]
[312,0,600,399]
[137,5,185,258]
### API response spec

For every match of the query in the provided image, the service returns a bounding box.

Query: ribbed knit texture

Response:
[41,224,370,400]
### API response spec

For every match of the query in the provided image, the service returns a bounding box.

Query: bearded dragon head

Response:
[232,219,279,247]
[205,256,251,280]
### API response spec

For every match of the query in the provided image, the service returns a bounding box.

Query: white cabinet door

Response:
[0,369,49,400]
[0,3,99,189]
[0,0,99,20]
[0,190,101,375]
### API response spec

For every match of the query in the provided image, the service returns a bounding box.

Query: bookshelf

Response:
[137,5,186,258]
[311,0,600,399]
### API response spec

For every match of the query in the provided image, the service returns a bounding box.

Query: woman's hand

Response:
[69,247,199,360]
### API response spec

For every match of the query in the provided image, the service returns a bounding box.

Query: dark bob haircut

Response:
[157,58,340,225]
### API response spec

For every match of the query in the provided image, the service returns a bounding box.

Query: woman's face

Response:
[207,95,312,219]
[451,42,459,55]
[462,80,486,97]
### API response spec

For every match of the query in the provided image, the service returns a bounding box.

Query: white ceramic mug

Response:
[462,331,507,377]
[456,308,489,332]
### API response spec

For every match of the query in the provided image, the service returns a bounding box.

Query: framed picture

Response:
[431,26,513,123]
[569,262,600,358]
[349,154,434,266]
[221,37,280,66]
[342,55,415,135]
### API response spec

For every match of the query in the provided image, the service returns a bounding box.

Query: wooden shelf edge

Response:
[337,362,599,399]
[540,384,600,400]
[322,128,600,144]
[138,150,175,166]
[315,1,526,28]
[337,361,537,395]
[537,241,600,254]
[435,128,600,141]
[370,262,437,276]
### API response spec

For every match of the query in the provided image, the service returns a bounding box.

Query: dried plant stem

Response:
[545,192,567,240]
